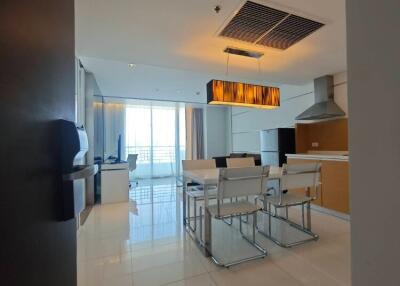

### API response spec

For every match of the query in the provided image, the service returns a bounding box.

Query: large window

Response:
[125,101,185,178]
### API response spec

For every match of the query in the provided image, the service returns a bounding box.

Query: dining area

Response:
[182,157,321,268]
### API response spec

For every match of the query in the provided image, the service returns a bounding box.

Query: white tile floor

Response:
[77,178,351,286]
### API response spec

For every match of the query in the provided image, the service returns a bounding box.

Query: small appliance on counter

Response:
[59,120,98,221]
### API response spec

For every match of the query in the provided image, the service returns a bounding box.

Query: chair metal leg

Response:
[211,211,267,268]
[306,187,312,231]
[199,206,204,246]
[230,198,233,224]
[258,202,319,248]
[204,208,212,256]
[268,203,272,236]
[194,198,197,231]
[306,201,312,231]
[187,195,191,227]
[239,214,243,234]
[245,196,249,223]
[252,213,256,243]
[187,195,197,233]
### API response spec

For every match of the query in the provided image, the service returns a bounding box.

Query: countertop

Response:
[286,153,349,162]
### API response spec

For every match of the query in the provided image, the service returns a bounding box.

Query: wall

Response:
[73,63,86,213]
[347,1,400,285]
[296,119,348,153]
[84,72,102,205]
[204,106,229,158]
[230,72,348,153]
[0,0,76,285]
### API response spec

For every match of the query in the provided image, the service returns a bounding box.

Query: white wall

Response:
[347,1,400,285]
[230,72,348,153]
[204,106,229,158]
[84,72,102,205]
[75,59,86,126]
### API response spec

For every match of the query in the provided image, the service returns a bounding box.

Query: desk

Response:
[182,167,282,256]
[101,162,129,204]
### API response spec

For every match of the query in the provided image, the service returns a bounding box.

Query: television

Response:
[117,134,122,162]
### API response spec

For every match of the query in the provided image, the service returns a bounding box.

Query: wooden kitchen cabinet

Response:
[287,158,349,214]
[321,161,349,213]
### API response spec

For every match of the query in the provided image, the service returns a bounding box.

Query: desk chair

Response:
[182,159,217,232]
[127,154,138,187]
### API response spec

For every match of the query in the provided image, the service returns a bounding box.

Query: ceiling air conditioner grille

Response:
[257,14,325,49]
[219,1,288,43]
[219,1,324,50]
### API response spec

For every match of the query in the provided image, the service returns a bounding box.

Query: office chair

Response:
[127,154,138,187]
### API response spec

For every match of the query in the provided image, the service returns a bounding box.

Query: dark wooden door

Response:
[0,1,76,285]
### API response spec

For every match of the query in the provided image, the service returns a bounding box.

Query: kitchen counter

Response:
[286,154,349,214]
[286,153,349,162]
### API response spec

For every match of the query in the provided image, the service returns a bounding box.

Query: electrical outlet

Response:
[312,142,319,147]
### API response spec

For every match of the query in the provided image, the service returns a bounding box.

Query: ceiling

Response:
[76,0,346,102]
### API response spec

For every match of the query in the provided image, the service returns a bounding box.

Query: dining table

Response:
[182,166,283,256]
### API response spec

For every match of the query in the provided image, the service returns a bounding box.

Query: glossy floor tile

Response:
[77,178,351,286]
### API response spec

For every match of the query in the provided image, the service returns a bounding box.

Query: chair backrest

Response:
[230,153,245,158]
[218,166,269,199]
[226,157,255,168]
[280,163,321,190]
[127,154,138,171]
[182,159,216,171]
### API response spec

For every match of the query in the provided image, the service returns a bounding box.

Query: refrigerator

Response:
[260,128,295,191]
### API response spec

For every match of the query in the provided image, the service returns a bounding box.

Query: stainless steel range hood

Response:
[295,75,345,120]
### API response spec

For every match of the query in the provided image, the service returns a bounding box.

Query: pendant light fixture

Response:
[207,79,280,109]
[207,47,280,109]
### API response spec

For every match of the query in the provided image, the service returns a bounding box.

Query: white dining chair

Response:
[226,157,256,223]
[226,157,255,168]
[259,162,321,247]
[182,159,217,232]
[201,166,269,267]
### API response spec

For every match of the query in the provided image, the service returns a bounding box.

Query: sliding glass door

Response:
[125,101,185,179]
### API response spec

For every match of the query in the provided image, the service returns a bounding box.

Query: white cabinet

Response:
[101,163,129,204]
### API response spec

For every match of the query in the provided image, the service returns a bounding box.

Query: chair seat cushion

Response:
[187,187,217,199]
[207,201,261,217]
[262,192,312,206]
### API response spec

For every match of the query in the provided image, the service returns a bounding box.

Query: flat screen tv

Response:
[117,134,122,162]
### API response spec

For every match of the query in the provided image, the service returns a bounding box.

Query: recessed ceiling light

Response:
[128,63,136,68]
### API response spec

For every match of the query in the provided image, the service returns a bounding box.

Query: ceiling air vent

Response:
[219,1,324,50]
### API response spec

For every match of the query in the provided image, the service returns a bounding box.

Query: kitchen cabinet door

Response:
[321,161,349,213]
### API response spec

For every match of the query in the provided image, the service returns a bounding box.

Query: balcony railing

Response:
[126,145,185,178]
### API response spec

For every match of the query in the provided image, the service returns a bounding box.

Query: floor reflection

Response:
[77,177,351,286]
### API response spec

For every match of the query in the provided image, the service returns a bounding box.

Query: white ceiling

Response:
[76,0,346,102]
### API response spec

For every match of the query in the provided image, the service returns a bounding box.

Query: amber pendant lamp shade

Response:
[207,80,280,109]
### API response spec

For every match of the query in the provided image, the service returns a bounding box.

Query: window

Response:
[125,101,185,178]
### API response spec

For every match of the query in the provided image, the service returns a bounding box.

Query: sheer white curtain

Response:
[125,101,185,179]
[104,103,126,160]
[185,107,204,160]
